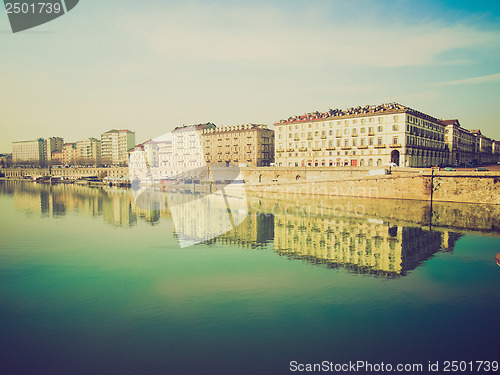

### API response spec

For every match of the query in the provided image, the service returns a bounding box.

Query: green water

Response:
[0,181,499,375]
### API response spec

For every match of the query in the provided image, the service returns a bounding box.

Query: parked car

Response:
[475,167,489,171]
[444,167,456,171]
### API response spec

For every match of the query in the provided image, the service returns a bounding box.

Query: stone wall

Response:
[240,167,500,205]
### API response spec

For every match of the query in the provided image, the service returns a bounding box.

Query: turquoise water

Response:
[0,181,499,375]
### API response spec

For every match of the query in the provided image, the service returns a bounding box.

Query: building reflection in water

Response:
[4,181,466,277]
[272,210,461,277]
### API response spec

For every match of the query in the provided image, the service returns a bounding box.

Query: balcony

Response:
[389,144,402,148]
[307,137,313,140]
[368,132,375,136]
[287,148,295,152]
[374,144,386,148]
[321,135,327,139]
[341,147,352,150]
[358,145,368,149]
[299,148,308,152]
[276,149,285,153]
[325,147,335,151]
[312,148,322,151]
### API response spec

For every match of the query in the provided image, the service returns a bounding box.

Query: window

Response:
[361,127,366,133]
[377,126,383,132]
[368,127,374,134]
[393,137,399,145]
[369,138,374,146]
[336,129,341,137]
[344,129,349,135]
[352,139,357,146]
[344,139,349,147]
[361,138,365,146]
[393,124,398,131]
[377,138,383,146]
[337,139,341,147]
[352,128,357,136]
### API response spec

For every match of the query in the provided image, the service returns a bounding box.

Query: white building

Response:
[101,129,136,166]
[12,139,46,164]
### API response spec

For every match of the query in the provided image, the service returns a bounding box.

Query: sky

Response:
[1,0,500,152]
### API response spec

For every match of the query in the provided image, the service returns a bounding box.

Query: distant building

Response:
[469,130,494,164]
[101,129,136,166]
[63,143,78,166]
[45,137,64,161]
[77,138,101,165]
[51,150,63,164]
[442,119,476,165]
[0,154,12,168]
[201,124,274,167]
[12,139,46,164]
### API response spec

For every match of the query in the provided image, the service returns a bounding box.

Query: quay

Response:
[1,166,500,205]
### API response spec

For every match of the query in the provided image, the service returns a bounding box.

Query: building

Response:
[469,130,495,164]
[12,139,46,164]
[45,137,64,161]
[442,119,476,165]
[76,138,101,165]
[51,150,63,164]
[63,143,78,166]
[128,140,159,170]
[201,124,274,167]
[101,129,136,166]
[0,154,12,168]
[151,123,215,177]
[275,103,452,168]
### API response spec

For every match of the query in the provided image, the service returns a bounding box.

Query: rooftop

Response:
[275,102,443,126]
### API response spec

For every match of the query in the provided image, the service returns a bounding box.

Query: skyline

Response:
[1,0,500,152]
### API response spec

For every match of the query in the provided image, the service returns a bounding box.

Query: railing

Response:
[389,144,402,148]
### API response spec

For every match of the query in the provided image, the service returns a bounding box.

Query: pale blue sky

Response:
[1,0,499,152]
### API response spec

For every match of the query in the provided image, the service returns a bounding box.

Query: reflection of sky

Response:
[1,184,500,373]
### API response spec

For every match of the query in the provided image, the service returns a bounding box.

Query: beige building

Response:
[101,129,136,166]
[63,143,78,166]
[442,119,476,165]
[77,138,101,165]
[201,124,274,167]
[45,137,64,161]
[12,139,46,164]
[470,130,495,164]
[275,103,449,167]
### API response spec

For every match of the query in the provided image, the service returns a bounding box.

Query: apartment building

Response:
[201,124,274,167]
[45,137,64,161]
[101,129,136,166]
[12,139,46,164]
[275,103,449,167]
[77,138,101,165]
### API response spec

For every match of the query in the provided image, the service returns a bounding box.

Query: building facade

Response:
[101,129,136,166]
[275,103,449,168]
[201,124,274,167]
[442,120,476,165]
[12,139,46,164]
[77,138,101,165]
[45,137,64,161]
[63,143,78,166]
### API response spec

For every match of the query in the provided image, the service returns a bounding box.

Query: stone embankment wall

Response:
[240,167,500,205]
